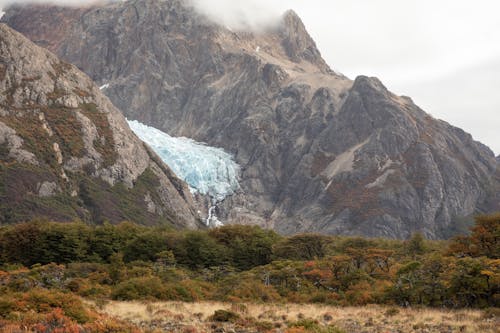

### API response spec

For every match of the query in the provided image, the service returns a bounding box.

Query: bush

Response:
[209,309,240,322]
[0,289,92,324]
[288,318,346,333]
[111,277,168,300]
[384,307,400,317]
[0,298,14,318]
[255,320,274,330]
[482,307,500,319]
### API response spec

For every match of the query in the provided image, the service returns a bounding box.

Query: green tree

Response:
[89,222,130,262]
[108,252,126,283]
[174,231,229,269]
[273,234,330,260]
[209,225,280,270]
[405,232,426,258]
[39,222,91,264]
[122,231,169,262]
[447,257,492,307]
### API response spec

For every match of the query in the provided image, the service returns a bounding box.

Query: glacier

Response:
[127,120,240,203]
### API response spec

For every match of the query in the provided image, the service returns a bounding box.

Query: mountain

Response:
[2,0,499,238]
[0,23,200,228]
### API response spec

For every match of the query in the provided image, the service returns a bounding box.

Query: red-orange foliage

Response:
[448,213,500,258]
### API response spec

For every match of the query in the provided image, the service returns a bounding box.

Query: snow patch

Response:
[127,120,240,202]
[99,83,109,90]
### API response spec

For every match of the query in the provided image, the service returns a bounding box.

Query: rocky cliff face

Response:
[0,23,200,228]
[3,0,499,238]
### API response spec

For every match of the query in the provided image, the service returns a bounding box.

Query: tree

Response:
[448,213,500,259]
[447,257,491,307]
[89,222,136,262]
[39,222,91,264]
[0,221,44,266]
[122,231,169,262]
[108,252,126,283]
[154,250,176,273]
[273,234,330,261]
[209,225,280,270]
[469,214,500,258]
[391,261,423,306]
[174,231,229,269]
[405,232,426,258]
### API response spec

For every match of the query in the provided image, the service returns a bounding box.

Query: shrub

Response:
[0,298,14,318]
[0,289,92,324]
[482,307,500,319]
[255,320,274,331]
[23,289,92,323]
[288,318,346,333]
[384,307,400,317]
[289,319,320,330]
[111,277,168,300]
[209,309,240,322]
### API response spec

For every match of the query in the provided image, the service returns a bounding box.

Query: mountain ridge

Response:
[2,0,499,238]
[0,22,200,228]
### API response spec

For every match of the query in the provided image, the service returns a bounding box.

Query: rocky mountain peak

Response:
[0,23,200,227]
[279,9,331,73]
[2,2,499,238]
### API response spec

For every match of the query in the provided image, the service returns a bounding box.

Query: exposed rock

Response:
[37,181,59,197]
[3,0,499,238]
[0,121,38,165]
[0,23,200,228]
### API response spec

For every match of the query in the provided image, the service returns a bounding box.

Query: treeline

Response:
[0,214,498,309]
[0,221,280,269]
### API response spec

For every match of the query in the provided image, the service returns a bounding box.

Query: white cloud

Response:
[190,0,284,31]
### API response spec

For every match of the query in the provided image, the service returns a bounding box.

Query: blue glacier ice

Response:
[127,120,240,202]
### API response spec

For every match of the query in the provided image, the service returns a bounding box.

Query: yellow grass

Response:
[94,300,499,333]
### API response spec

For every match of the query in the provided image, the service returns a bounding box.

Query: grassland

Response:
[97,300,499,333]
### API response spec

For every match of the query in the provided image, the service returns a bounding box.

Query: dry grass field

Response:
[96,301,499,333]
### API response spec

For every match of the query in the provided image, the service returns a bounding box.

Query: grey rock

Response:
[3,0,498,238]
[0,121,39,165]
[0,23,201,228]
[37,181,59,197]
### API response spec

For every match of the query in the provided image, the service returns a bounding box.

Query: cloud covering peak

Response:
[190,0,287,31]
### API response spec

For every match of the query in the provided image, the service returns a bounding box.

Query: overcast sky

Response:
[1,0,499,154]
[193,0,500,155]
